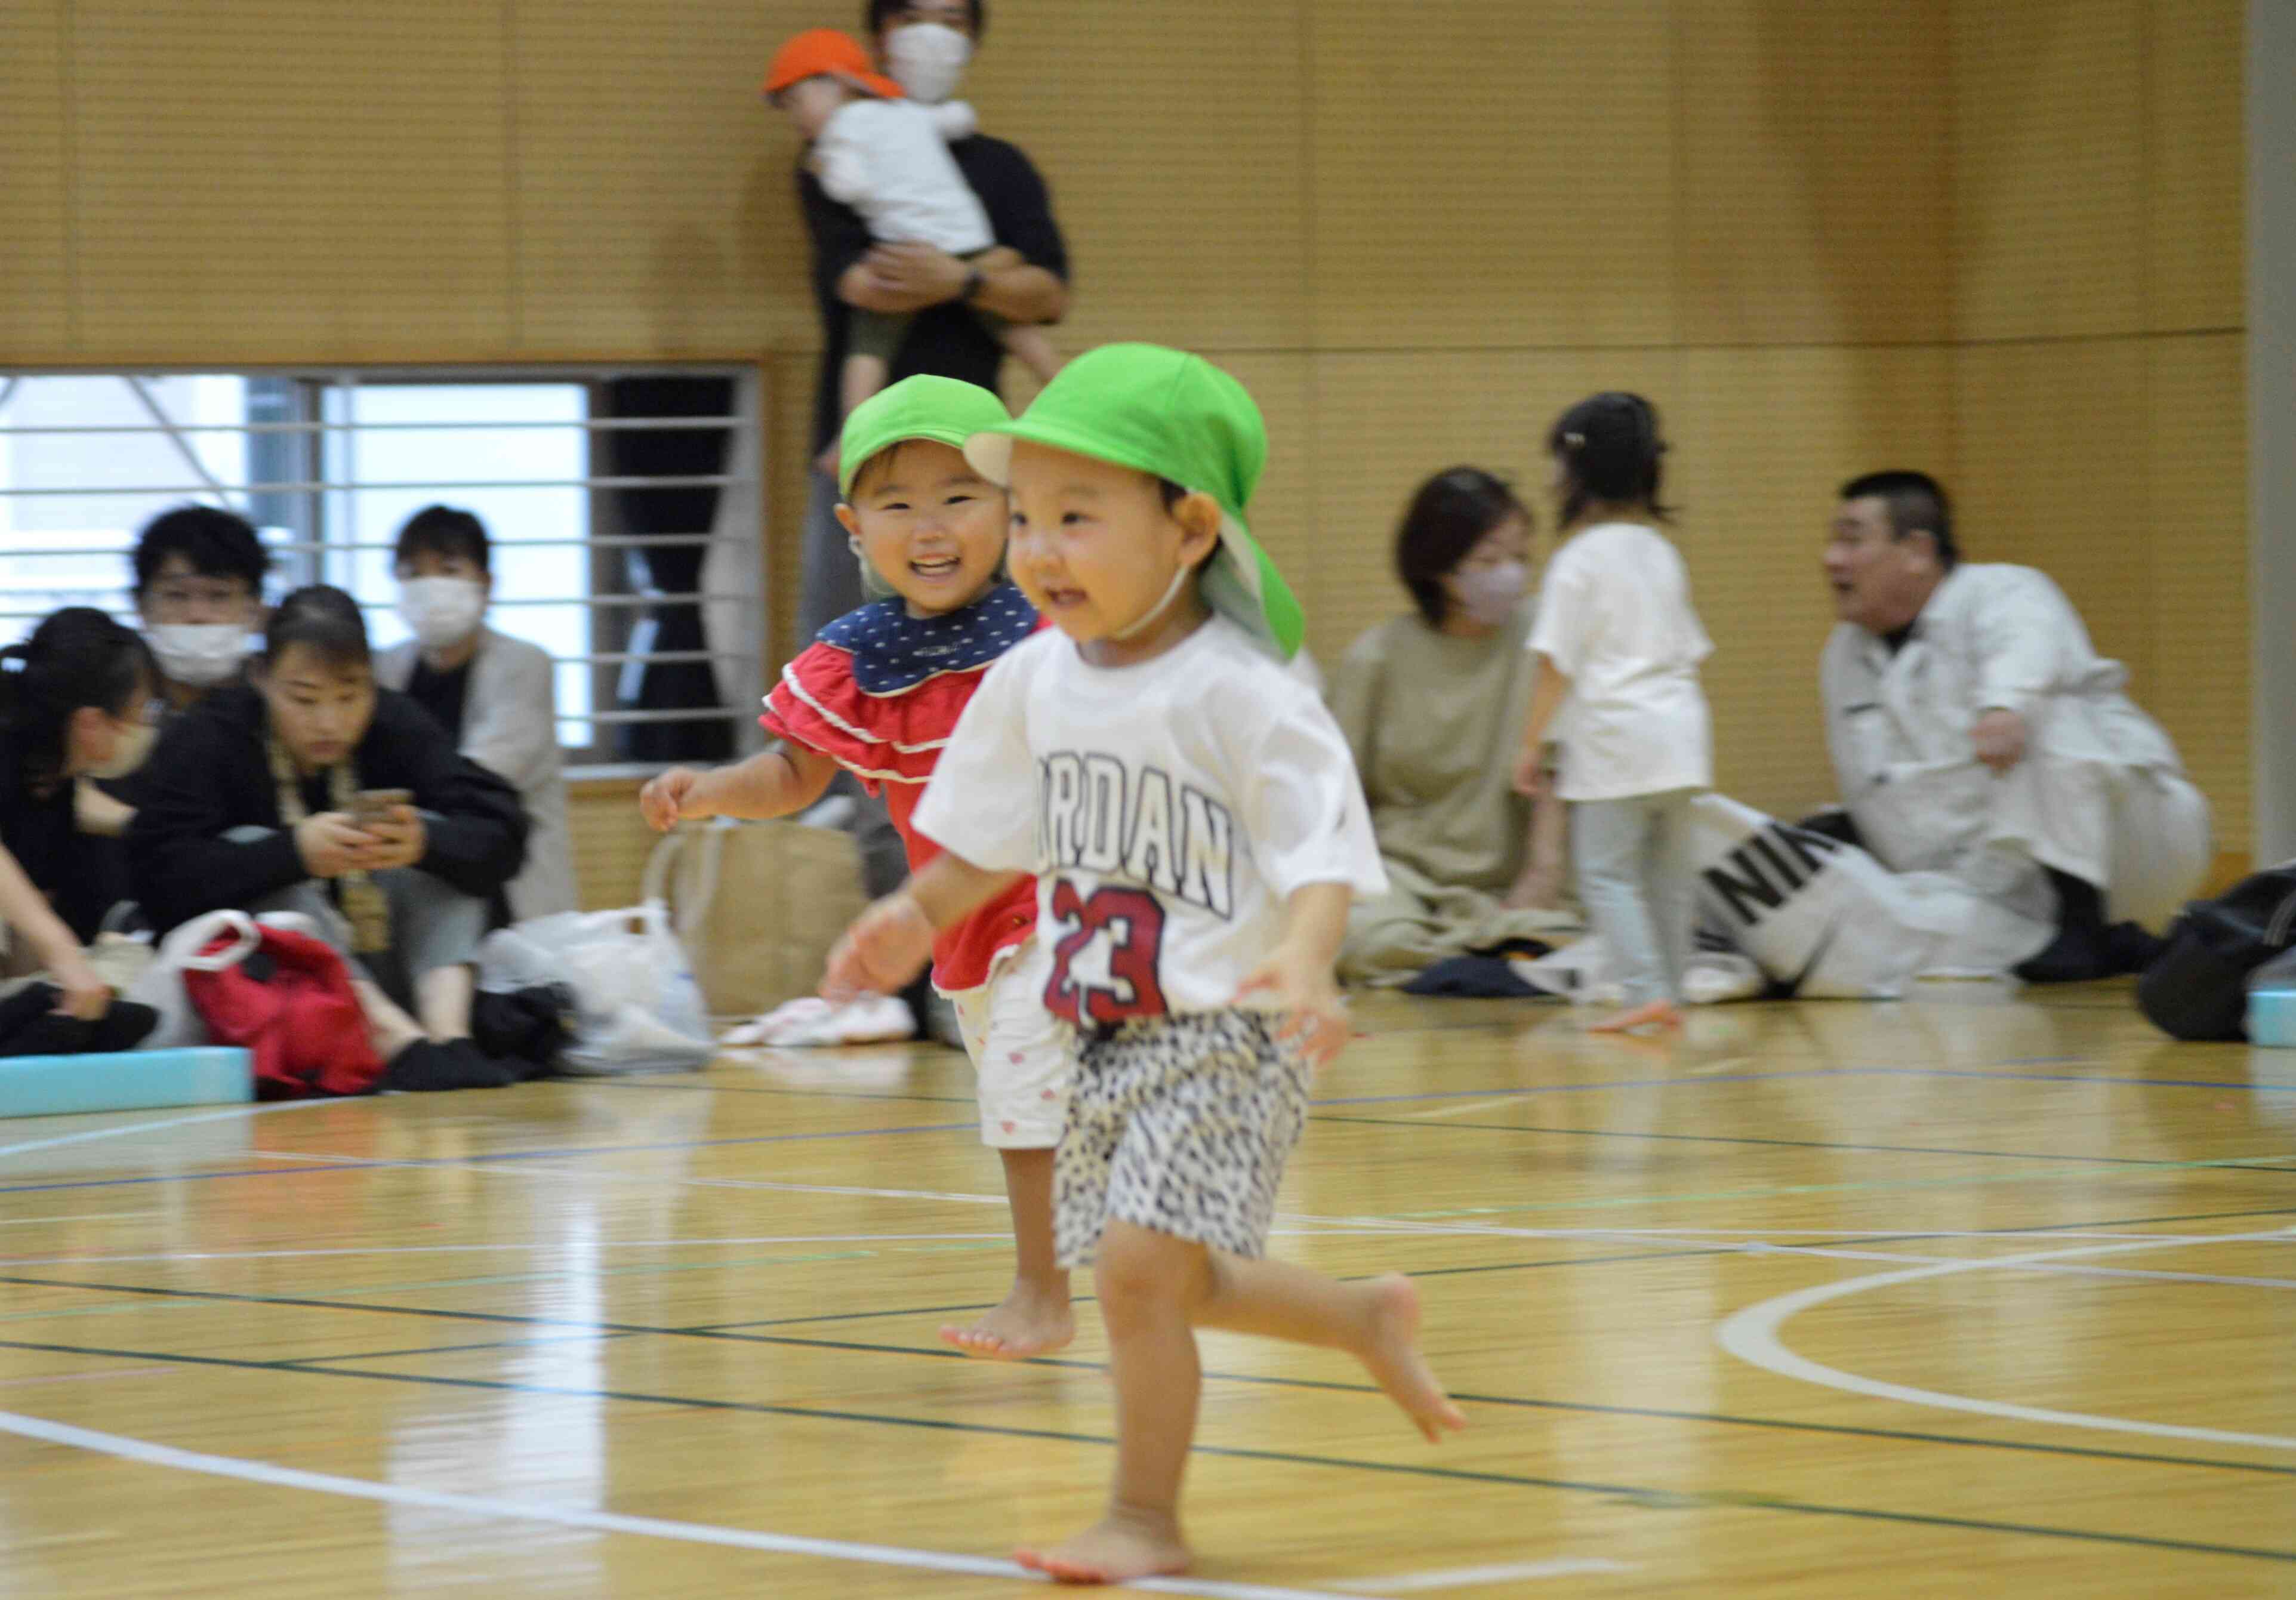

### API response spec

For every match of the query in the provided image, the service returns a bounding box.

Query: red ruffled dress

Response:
[760,581,1044,991]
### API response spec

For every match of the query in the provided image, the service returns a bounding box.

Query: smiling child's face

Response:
[839,440,1007,617]
[1001,442,1222,659]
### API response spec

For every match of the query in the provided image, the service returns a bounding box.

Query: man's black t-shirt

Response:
[800,134,1070,452]
[406,658,473,744]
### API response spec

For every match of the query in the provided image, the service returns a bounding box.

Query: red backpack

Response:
[184,922,385,1098]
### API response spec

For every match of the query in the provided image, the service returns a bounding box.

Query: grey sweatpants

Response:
[224,827,486,1011]
[1569,788,1699,1007]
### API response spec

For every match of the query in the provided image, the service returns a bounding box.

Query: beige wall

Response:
[1,0,2248,850]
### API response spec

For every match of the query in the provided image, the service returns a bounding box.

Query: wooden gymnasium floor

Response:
[0,985,2291,1598]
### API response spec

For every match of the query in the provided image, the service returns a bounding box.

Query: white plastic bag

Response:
[478,901,713,1075]
[121,910,263,1050]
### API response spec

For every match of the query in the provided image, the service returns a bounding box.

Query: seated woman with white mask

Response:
[374,506,577,924]
[1327,467,1573,986]
[0,610,163,1050]
[129,585,532,1089]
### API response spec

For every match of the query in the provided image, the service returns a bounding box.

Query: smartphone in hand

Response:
[349,788,414,828]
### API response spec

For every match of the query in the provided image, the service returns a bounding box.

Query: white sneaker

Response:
[721,994,916,1048]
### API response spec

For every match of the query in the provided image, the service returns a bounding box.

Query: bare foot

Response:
[1588,1000,1683,1034]
[939,1279,1074,1360]
[1016,1507,1190,1586]
[1353,1274,1467,1443]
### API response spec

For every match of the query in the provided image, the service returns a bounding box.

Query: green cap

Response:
[838,375,1013,499]
[963,343,1305,659]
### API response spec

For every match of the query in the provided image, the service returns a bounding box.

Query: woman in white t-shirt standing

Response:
[1513,393,1713,1032]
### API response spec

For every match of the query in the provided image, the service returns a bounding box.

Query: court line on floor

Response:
[1731,1240,2296,1292]
[12,1241,2296,1486]
[1332,1559,1632,1592]
[1,1338,2289,1566]
[1719,1229,2296,1452]
[1839,1066,2296,1093]
[0,1120,980,1197]
[0,1100,335,1163]
[1313,1114,2296,1170]
[0,1407,1358,1600]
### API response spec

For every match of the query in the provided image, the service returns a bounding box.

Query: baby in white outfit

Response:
[766,29,1062,453]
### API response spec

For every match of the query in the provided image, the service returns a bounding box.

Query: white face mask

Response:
[87,717,157,781]
[147,623,250,689]
[397,577,487,651]
[886,21,972,104]
[1448,559,1530,629]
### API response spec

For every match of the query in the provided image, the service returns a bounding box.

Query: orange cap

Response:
[762,29,905,101]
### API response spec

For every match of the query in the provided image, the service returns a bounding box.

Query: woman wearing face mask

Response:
[129,587,532,1089]
[0,609,162,1047]
[373,506,576,923]
[1326,467,1573,987]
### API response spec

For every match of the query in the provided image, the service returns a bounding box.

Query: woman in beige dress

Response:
[1329,467,1571,986]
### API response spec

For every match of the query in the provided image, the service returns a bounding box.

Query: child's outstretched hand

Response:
[1236,943,1352,1069]
[639,767,705,833]
[823,892,936,1004]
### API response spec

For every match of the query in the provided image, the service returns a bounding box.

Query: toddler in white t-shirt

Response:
[763,29,1062,453]
[1514,391,1714,1032]
[824,343,1463,1586]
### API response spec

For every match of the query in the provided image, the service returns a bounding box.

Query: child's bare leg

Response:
[999,322,1065,386]
[1016,1220,1203,1584]
[1196,1253,1465,1444]
[941,1145,1073,1358]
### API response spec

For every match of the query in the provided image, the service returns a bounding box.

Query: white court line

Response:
[0,1408,1363,1600]
[0,1235,1010,1268]
[1333,1557,1632,1592]
[0,1211,163,1228]
[0,1099,333,1162]
[1401,1096,1542,1121]
[1718,1228,2296,1452]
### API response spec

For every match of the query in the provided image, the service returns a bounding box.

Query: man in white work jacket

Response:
[1814,471,2211,982]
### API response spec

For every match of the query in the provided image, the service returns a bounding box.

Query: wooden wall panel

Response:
[0,1,70,354]
[1676,1,1950,346]
[2146,0,2245,333]
[1950,0,2145,341]
[969,1,1310,353]
[510,1,802,356]
[1307,0,1676,350]
[566,779,655,912]
[2147,333,2250,850]
[66,1,516,362]
[1951,338,2155,696]
[1678,345,1953,819]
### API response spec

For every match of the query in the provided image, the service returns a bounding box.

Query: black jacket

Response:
[127,684,529,935]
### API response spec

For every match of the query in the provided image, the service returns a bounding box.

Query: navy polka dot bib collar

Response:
[819,580,1041,695]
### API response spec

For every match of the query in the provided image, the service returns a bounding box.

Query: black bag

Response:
[2136,865,2296,1041]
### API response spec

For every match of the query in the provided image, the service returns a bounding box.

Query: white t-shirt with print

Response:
[914,616,1387,1023]
[1525,520,1714,802]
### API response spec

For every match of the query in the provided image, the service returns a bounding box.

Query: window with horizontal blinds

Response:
[0,365,763,768]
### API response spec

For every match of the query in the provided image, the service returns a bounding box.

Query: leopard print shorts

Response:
[1053,1010,1309,1269]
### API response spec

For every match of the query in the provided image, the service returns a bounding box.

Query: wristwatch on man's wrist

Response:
[960,267,987,304]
